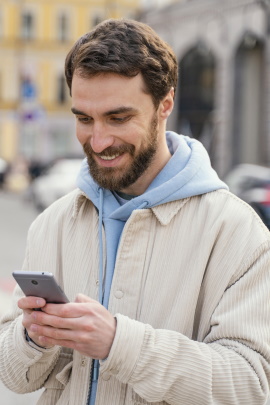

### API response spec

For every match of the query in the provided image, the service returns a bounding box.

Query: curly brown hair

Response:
[65,19,178,108]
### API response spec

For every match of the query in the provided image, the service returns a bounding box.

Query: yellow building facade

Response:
[0,0,141,163]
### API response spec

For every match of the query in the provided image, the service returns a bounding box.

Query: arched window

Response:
[178,43,216,154]
[232,32,265,165]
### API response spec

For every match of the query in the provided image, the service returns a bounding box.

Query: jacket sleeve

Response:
[0,232,61,394]
[100,243,270,405]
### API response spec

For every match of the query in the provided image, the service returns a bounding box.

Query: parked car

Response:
[30,158,83,211]
[224,164,270,229]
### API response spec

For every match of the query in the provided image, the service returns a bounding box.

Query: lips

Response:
[99,153,121,161]
[95,152,124,168]
[83,143,135,169]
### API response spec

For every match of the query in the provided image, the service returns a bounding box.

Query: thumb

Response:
[75,293,94,303]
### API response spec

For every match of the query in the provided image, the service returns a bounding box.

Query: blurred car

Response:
[224,164,270,229]
[30,158,83,211]
[0,157,9,187]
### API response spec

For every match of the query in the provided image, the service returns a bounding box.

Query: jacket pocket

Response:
[44,348,73,389]
[36,349,73,405]
[56,360,73,386]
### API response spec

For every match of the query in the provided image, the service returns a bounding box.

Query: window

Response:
[92,15,103,28]
[0,9,3,38]
[58,13,69,42]
[178,43,216,153]
[232,33,265,165]
[57,74,67,104]
[21,12,35,40]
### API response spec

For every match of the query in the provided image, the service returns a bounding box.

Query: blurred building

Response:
[141,0,179,10]
[141,0,270,177]
[0,0,140,164]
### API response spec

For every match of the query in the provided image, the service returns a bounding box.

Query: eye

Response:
[77,116,92,124]
[111,116,130,123]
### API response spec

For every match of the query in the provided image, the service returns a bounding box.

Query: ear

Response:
[159,87,174,120]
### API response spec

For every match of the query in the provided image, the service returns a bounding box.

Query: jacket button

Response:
[102,372,111,381]
[114,290,124,299]
[81,358,86,366]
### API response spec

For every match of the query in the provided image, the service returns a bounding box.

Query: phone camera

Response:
[31,280,38,285]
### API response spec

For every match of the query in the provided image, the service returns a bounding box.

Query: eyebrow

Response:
[71,106,138,117]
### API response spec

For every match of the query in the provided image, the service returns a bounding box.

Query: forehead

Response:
[71,72,154,112]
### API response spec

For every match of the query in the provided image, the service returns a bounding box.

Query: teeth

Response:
[100,154,120,161]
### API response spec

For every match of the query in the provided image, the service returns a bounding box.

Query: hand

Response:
[19,294,116,359]
[18,296,53,348]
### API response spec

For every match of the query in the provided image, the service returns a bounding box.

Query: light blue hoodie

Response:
[76,131,228,405]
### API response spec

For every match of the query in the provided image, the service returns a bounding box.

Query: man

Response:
[0,19,270,405]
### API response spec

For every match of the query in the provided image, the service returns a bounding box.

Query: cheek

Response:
[124,123,148,148]
[76,124,89,145]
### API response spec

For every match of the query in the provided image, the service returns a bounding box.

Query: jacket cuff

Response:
[99,313,146,383]
[13,316,60,366]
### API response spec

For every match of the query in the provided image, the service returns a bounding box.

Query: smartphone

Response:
[12,271,69,304]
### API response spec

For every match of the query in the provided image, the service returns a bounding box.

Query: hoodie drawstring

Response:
[98,188,104,304]
[92,188,104,383]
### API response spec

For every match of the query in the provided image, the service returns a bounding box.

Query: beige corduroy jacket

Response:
[1,188,270,405]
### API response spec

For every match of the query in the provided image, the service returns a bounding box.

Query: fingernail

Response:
[31,324,37,332]
[36,299,43,306]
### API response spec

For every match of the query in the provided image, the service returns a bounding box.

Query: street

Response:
[0,190,42,404]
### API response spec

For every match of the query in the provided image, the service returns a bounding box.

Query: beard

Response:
[83,113,158,191]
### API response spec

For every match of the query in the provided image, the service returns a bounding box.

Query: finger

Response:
[18,296,46,310]
[27,329,54,349]
[30,310,81,330]
[22,313,55,349]
[22,311,35,329]
[38,335,76,350]
[43,301,99,318]
[30,323,78,344]
[75,293,95,303]
[23,308,33,315]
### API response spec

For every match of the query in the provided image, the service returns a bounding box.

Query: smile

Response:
[99,153,121,161]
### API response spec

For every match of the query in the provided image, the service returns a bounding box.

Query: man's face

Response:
[71,72,171,195]
[83,112,158,191]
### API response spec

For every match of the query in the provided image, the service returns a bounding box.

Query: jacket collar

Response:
[72,189,190,226]
[72,190,89,218]
[151,198,190,225]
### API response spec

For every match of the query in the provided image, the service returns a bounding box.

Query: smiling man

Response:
[1,19,270,405]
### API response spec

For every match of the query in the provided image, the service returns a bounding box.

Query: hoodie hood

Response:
[77,131,228,221]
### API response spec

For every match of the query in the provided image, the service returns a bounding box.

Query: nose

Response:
[90,122,114,153]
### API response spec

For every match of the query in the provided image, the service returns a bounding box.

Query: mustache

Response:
[83,143,135,157]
